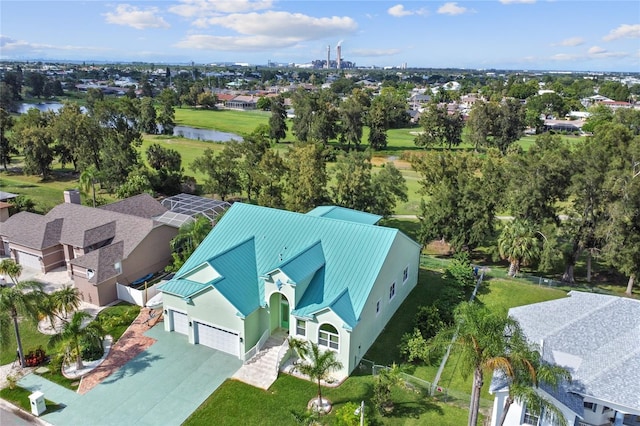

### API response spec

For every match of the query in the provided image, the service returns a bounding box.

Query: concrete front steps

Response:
[232,331,289,390]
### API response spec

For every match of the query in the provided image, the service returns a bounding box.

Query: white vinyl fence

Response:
[116,283,160,307]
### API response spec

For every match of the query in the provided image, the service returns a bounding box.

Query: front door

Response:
[280,299,289,329]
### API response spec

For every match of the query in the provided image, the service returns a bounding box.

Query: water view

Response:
[19,103,242,142]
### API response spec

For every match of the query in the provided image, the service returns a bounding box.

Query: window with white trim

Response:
[389,282,396,300]
[296,319,306,336]
[318,323,339,350]
[114,261,122,274]
[376,299,381,316]
[87,269,94,279]
[522,405,540,425]
[402,265,409,284]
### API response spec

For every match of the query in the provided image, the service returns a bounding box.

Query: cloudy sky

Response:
[1,0,638,72]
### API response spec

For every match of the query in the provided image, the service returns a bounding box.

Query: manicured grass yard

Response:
[184,374,470,426]
[174,108,271,135]
[0,319,50,366]
[0,387,63,414]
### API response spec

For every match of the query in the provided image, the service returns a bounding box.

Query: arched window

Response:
[318,323,339,350]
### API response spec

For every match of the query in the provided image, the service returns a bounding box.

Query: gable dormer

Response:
[262,241,325,307]
[181,262,221,284]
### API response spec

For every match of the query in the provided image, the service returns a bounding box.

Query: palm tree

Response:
[289,338,343,414]
[51,285,81,319]
[0,280,45,367]
[0,258,23,285]
[429,303,519,426]
[497,220,541,277]
[79,165,100,207]
[167,215,213,272]
[497,334,571,426]
[40,285,81,330]
[48,311,104,371]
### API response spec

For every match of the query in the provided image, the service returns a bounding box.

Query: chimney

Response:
[337,45,342,70]
[64,189,81,205]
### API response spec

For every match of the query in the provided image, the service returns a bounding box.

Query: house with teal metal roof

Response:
[157,203,421,380]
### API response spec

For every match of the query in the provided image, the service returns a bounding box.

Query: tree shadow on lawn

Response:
[385,397,444,420]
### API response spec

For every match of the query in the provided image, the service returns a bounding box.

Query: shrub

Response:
[80,337,103,361]
[443,251,476,291]
[414,304,445,340]
[334,402,369,426]
[6,374,18,389]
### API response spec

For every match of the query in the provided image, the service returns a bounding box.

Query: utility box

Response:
[29,391,46,416]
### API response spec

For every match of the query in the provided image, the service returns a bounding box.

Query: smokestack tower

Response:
[336,45,342,69]
[326,45,331,69]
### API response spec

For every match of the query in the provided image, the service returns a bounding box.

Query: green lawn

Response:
[0,319,50,366]
[174,108,271,135]
[184,374,470,426]
[0,173,79,214]
[0,387,63,414]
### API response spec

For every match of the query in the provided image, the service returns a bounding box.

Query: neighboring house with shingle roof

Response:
[0,191,178,306]
[157,203,421,380]
[490,291,640,426]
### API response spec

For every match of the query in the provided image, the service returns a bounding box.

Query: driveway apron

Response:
[18,325,242,426]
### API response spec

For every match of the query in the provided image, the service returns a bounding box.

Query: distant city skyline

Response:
[1,1,639,72]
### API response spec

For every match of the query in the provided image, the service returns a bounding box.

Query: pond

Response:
[18,103,243,142]
[19,102,67,114]
[171,125,242,143]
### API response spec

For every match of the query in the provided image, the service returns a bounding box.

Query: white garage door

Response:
[195,322,239,356]
[170,310,189,335]
[16,251,41,270]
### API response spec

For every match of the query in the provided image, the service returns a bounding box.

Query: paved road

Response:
[0,407,35,426]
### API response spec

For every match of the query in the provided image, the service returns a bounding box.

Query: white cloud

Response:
[587,45,628,58]
[388,4,412,17]
[169,0,273,18]
[0,35,110,57]
[388,4,428,17]
[201,11,357,40]
[437,3,469,15]
[175,34,297,51]
[104,4,170,30]
[603,24,640,41]
[549,53,579,61]
[554,37,585,47]
[499,0,536,4]
[350,48,402,57]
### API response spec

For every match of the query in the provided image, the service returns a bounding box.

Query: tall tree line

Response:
[411,108,640,293]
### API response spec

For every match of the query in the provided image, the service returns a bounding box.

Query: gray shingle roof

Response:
[1,212,62,249]
[99,193,168,218]
[1,198,167,285]
[508,291,640,414]
[71,240,124,283]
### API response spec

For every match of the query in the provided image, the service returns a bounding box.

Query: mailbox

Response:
[29,391,46,416]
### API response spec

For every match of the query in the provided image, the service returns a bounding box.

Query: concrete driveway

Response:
[18,326,242,426]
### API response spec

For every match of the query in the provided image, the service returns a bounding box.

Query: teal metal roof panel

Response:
[208,238,260,317]
[306,206,382,225]
[277,241,325,284]
[157,278,207,298]
[330,290,358,330]
[178,203,403,324]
